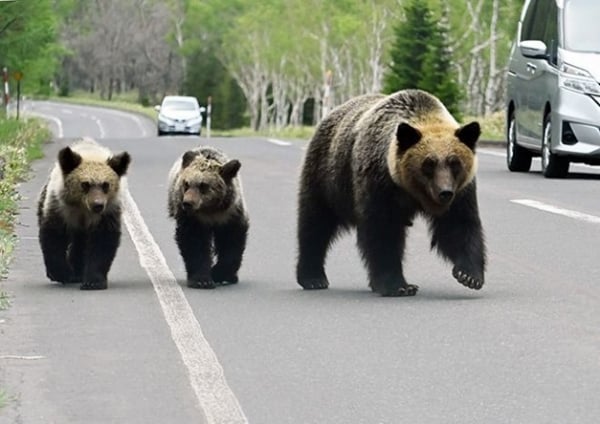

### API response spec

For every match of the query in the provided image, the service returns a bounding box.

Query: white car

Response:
[155,95,205,136]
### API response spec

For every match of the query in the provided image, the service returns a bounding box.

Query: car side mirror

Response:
[520,40,548,59]
[154,105,161,112]
[199,106,206,113]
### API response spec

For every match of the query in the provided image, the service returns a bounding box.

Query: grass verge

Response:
[0,117,50,310]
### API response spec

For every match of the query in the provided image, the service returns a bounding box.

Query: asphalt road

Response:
[1,101,599,424]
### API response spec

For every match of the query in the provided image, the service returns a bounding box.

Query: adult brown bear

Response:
[296,89,486,297]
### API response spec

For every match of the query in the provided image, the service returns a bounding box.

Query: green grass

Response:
[0,117,50,309]
[0,389,7,410]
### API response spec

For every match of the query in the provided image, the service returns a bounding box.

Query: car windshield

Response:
[162,99,197,111]
[563,0,600,52]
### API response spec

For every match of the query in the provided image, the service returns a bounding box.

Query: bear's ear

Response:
[108,152,131,177]
[58,147,82,175]
[396,122,422,151]
[181,151,198,169]
[455,121,481,151]
[220,159,241,181]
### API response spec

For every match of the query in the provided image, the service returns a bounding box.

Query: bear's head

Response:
[58,146,131,214]
[177,150,241,215]
[388,121,480,215]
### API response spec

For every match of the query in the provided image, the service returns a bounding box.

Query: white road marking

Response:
[478,148,505,157]
[0,355,45,360]
[266,138,292,146]
[25,112,64,138]
[121,183,247,424]
[92,116,107,138]
[511,199,600,224]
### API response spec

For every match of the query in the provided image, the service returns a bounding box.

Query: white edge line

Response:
[266,138,292,146]
[511,199,600,224]
[25,111,64,138]
[121,182,247,424]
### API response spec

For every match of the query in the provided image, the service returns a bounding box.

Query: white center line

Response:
[121,183,248,424]
[266,138,292,146]
[511,199,600,224]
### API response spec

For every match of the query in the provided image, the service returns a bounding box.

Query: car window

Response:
[543,0,558,64]
[563,0,600,52]
[162,99,197,111]
[521,0,544,41]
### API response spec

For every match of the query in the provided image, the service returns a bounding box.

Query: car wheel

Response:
[541,115,569,178]
[157,129,164,136]
[506,111,532,172]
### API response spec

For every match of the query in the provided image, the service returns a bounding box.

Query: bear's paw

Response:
[452,266,484,290]
[211,265,239,285]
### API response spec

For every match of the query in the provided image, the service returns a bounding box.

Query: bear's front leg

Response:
[39,219,71,283]
[429,182,486,290]
[175,216,215,289]
[67,231,87,283]
[211,217,249,285]
[81,215,121,290]
[356,214,418,297]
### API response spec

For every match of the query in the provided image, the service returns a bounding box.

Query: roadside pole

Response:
[13,71,22,120]
[2,67,9,118]
[206,96,212,139]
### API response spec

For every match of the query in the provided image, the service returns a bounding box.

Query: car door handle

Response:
[526,62,537,72]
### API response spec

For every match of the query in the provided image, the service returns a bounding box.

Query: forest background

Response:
[0,0,523,133]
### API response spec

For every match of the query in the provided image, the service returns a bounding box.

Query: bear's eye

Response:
[422,157,437,177]
[198,182,210,194]
[101,182,110,193]
[81,182,91,192]
[447,156,463,174]
[183,181,190,191]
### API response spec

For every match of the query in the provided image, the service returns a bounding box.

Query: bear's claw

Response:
[298,277,329,290]
[452,267,484,290]
[187,279,216,289]
[381,284,419,297]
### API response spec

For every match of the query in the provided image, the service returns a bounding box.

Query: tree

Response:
[419,5,463,117]
[383,0,435,94]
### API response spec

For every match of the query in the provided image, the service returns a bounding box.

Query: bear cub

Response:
[296,89,486,297]
[37,137,131,290]
[167,146,249,289]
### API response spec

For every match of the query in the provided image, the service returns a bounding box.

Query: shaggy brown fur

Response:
[167,146,249,288]
[296,89,486,296]
[37,138,131,290]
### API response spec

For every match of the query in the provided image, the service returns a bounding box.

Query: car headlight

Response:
[559,62,600,95]
[158,114,175,125]
[186,117,202,125]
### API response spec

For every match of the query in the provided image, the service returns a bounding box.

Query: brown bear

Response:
[167,146,249,289]
[37,137,131,290]
[296,89,486,297]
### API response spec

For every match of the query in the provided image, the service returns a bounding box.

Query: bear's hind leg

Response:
[211,218,248,285]
[296,197,339,290]
[356,214,418,297]
[80,215,121,290]
[39,217,71,283]
[175,216,215,289]
[429,183,486,290]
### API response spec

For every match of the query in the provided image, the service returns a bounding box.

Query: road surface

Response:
[1,101,599,424]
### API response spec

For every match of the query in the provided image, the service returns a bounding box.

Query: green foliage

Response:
[384,0,463,116]
[383,0,435,94]
[419,8,463,118]
[0,0,61,96]
[0,118,49,289]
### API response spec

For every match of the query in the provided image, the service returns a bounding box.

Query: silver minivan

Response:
[506,0,600,178]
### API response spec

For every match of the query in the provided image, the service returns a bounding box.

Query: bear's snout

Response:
[91,201,105,213]
[438,190,454,204]
[182,200,194,211]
